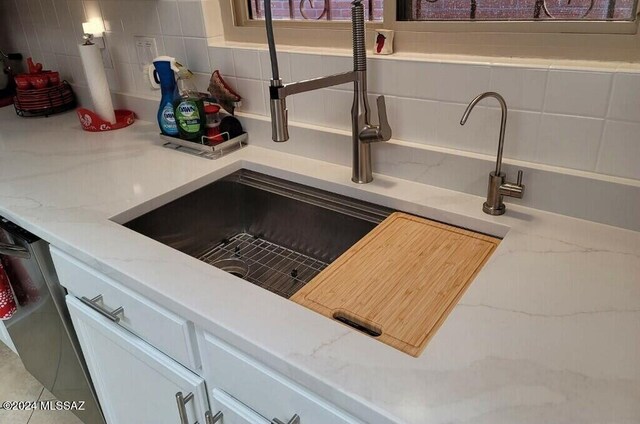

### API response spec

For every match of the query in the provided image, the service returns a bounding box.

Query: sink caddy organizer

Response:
[160,132,247,160]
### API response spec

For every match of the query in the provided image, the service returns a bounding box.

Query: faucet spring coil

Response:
[351,1,366,71]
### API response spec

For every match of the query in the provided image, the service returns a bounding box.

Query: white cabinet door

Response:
[209,388,270,424]
[66,295,209,424]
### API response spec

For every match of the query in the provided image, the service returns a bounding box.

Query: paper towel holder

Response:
[82,18,105,49]
[77,108,135,132]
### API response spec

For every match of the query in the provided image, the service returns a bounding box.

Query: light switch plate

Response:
[134,36,159,73]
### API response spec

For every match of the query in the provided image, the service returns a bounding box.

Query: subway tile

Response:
[113,61,137,93]
[232,48,261,79]
[537,113,603,171]
[503,110,541,163]
[490,66,547,112]
[323,89,353,131]
[289,90,326,126]
[544,70,612,118]
[209,47,235,77]
[367,58,396,95]
[321,54,351,90]
[608,73,640,122]
[162,36,187,66]
[27,0,46,26]
[597,120,640,180]
[184,37,211,73]
[393,60,439,100]
[104,31,131,64]
[289,52,324,81]
[178,1,206,37]
[234,78,266,115]
[260,50,291,82]
[97,0,125,32]
[40,0,59,28]
[392,96,440,144]
[157,0,182,36]
[435,63,491,103]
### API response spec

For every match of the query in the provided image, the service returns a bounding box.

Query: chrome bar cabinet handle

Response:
[176,392,195,424]
[80,295,124,323]
[0,242,30,259]
[272,414,300,424]
[206,410,223,424]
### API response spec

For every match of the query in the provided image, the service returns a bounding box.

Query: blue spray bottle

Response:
[151,56,180,136]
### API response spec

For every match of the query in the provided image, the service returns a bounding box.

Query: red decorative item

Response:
[77,108,135,132]
[28,74,49,89]
[45,71,60,86]
[0,263,17,321]
[27,57,43,74]
[14,74,31,90]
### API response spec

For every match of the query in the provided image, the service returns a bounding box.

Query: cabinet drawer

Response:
[51,246,197,370]
[201,332,363,424]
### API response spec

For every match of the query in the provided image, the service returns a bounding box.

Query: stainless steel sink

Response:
[124,170,393,298]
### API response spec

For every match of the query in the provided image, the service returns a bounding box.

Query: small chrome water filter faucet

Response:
[461,92,525,215]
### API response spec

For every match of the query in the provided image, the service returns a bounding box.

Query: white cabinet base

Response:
[67,295,209,424]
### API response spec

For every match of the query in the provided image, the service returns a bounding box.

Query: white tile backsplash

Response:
[544,70,612,118]
[538,114,604,171]
[209,47,235,77]
[608,73,640,122]
[490,67,547,112]
[157,1,183,36]
[2,0,639,182]
[184,37,210,73]
[177,1,206,38]
[232,49,262,80]
[597,121,640,180]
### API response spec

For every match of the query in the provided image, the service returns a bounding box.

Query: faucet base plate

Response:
[483,202,506,216]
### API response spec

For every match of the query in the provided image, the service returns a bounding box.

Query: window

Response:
[248,0,384,21]
[398,0,638,21]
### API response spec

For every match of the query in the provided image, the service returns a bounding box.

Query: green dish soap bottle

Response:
[173,65,205,142]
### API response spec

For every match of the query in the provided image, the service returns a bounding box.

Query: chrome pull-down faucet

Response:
[264,0,392,184]
[460,92,525,216]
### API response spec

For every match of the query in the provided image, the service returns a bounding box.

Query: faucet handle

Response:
[376,96,392,142]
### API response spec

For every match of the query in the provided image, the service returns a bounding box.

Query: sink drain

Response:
[212,258,249,279]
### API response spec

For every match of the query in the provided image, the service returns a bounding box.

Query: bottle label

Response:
[176,101,201,134]
[161,103,178,134]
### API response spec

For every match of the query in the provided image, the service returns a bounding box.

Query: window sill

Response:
[208,37,640,72]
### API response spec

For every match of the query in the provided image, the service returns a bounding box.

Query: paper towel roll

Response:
[78,43,116,124]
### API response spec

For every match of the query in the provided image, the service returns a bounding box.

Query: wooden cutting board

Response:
[291,212,500,357]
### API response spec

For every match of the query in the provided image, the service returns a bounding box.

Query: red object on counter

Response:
[14,74,31,90]
[204,104,224,144]
[27,58,43,74]
[28,74,49,89]
[77,108,135,132]
[0,263,17,320]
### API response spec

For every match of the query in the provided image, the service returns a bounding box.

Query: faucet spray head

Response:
[269,79,289,142]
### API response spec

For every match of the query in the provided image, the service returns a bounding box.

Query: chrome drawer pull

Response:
[176,391,195,424]
[206,410,223,424]
[272,414,300,424]
[80,295,124,323]
[0,242,30,259]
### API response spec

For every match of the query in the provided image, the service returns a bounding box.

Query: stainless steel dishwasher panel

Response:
[0,217,105,424]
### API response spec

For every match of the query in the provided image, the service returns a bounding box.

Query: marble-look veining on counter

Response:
[0,108,638,424]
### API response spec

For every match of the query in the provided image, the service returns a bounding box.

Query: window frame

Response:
[217,0,640,59]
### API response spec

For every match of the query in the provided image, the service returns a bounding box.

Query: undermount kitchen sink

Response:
[124,169,393,298]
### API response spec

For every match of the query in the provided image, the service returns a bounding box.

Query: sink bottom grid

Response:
[197,232,329,298]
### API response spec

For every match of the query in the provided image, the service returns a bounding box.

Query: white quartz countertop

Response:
[1,108,639,424]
